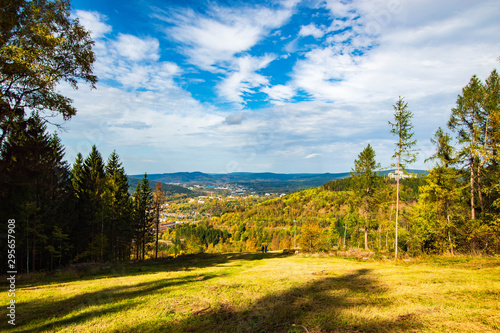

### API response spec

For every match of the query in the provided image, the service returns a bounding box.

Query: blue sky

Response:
[53,0,500,174]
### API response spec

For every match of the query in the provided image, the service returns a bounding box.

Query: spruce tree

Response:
[104,151,132,261]
[153,182,165,259]
[0,114,72,272]
[134,173,153,260]
[82,145,106,261]
[389,97,418,259]
[350,144,381,250]
[70,153,92,261]
[448,76,485,220]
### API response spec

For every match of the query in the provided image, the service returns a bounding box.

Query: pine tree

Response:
[83,145,106,261]
[350,144,381,250]
[153,182,165,259]
[414,128,465,254]
[70,153,92,260]
[134,173,153,260]
[389,97,418,259]
[104,151,132,261]
[0,114,72,272]
[448,76,486,220]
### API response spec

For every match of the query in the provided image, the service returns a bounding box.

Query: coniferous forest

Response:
[1,0,500,275]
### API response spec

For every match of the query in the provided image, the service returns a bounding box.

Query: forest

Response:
[1,0,500,273]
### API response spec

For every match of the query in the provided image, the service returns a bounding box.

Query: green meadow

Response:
[2,253,499,332]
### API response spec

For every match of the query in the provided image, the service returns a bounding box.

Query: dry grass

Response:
[1,253,499,332]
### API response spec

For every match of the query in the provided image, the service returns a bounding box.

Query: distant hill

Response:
[129,172,350,194]
[127,176,195,196]
[128,170,427,194]
[134,172,349,183]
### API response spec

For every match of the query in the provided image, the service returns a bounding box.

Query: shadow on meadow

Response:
[5,252,291,332]
[15,272,219,332]
[130,268,422,333]
[8,253,423,332]
[11,251,291,289]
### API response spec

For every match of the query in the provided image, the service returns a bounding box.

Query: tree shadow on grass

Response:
[13,272,219,333]
[133,268,422,333]
[10,253,290,332]
[13,252,291,289]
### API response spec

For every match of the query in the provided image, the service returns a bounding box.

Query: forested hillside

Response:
[1,0,499,274]
[138,171,354,194]
[206,176,426,253]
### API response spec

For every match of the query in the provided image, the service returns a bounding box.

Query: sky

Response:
[52,0,500,175]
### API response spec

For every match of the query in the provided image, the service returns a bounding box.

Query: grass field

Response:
[2,253,499,332]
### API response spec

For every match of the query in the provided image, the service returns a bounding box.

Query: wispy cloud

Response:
[154,1,297,106]
[217,55,276,104]
[74,10,111,39]
[299,23,325,38]
[305,153,322,159]
[112,34,160,62]
[262,85,295,104]
[160,3,295,71]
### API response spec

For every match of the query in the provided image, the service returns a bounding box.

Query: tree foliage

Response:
[134,173,153,260]
[0,114,72,272]
[0,0,97,145]
[350,144,381,250]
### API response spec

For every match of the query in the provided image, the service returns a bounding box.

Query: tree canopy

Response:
[0,0,96,145]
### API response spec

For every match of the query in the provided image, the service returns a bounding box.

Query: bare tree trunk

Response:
[477,114,490,215]
[378,227,381,250]
[142,229,145,260]
[477,162,484,213]
[364,227,368,250]
[155,221,159,259]
[470,157,475,220]
[343,223,347,249]
[395,166,400,259]
[447,215,454,256]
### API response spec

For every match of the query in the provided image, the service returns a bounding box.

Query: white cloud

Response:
[217,55,276,104]
[112,34,160,62]
[162,3,294,71]
[292,0,500,106]
[305,153,322,159]
[299,23,325,38]
[323,0,357,19]
[292,48,358,101]
[275,0,500,172]
[262,84,295,104]
[109,61,180,90]
[74,10,111,39]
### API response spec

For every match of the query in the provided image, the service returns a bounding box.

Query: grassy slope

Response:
[2,254,499,332]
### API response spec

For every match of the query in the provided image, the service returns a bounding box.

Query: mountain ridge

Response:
[129,170,428,194]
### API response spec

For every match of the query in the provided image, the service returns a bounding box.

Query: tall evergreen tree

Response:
[134,173,153,260]
[448,75,485,220]
[414,128,465,254]
[153,181,165,259]
[70,152,92,261]
[82,145,106,261]
[104,151,132,261]
[350,144,381,250]
[389,97,418,259]
[0,114,72,272]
